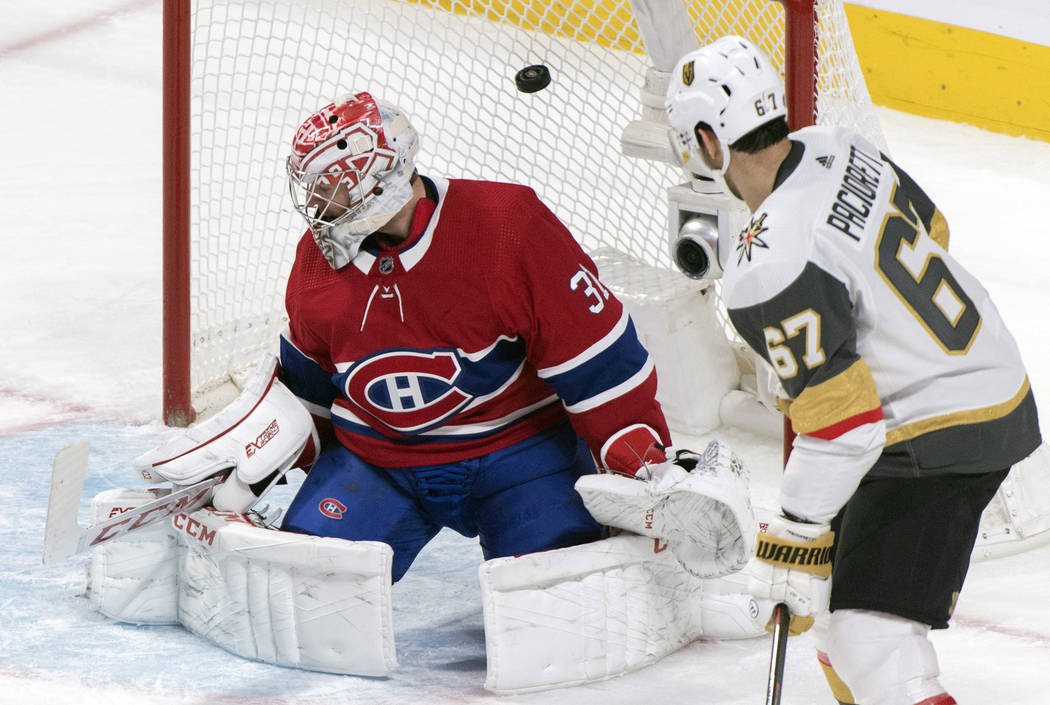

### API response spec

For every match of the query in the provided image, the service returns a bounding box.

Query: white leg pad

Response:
[88,493,397,677]
[175,507,396,676]
[479,533,769,693]
[89,488,180,624]
[826,609,947,705]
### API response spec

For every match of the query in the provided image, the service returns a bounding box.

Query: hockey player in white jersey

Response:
[664,36,1041,705]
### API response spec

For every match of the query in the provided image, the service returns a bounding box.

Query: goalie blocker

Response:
[135,355,320,513]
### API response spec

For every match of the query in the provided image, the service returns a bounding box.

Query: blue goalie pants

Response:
[281,421,602,581]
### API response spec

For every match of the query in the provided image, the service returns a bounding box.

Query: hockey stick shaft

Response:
[765,603,790,705]
[42,442,223,564]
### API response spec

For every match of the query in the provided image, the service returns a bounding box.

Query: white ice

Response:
[2,2,1049,704]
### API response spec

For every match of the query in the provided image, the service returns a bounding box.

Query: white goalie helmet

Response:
[665,35,786,175]
[287,91,420,269]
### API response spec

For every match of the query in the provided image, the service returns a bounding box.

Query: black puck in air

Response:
[515,64,551,93]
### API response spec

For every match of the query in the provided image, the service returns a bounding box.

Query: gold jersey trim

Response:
[930,207,950,250]
[782,359,882,437]
[886,376,1031,446]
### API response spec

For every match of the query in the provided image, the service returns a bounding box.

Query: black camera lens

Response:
[674,238,710,278]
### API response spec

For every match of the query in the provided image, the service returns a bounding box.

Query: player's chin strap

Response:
[135,355,320,513]
[576,439,756,579]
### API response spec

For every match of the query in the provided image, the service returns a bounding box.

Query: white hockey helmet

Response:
[287,91,420,269]
[665,35,786,174]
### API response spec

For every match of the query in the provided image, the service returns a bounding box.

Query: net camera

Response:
[674,216,721,280]
[667,183,746,284]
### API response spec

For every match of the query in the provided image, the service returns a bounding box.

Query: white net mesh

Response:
[183,0,883,408]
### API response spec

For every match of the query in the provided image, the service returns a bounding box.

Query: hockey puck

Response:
[515,64,551,93]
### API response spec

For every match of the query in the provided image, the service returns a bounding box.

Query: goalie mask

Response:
[665,35,786,176]
[287,91,420,269]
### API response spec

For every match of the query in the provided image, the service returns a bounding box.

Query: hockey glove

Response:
[577,441,755,578]
[599,424,666,477]
[749,513,834,636]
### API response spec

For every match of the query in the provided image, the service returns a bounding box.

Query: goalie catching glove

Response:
[576,440,755,578]
[136,356,320,512]
[749,513,834,636]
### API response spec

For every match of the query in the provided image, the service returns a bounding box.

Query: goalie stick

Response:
[765,603,790,705]
[42,442,224,564]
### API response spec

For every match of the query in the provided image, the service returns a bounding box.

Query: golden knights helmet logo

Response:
[681,60,695,87]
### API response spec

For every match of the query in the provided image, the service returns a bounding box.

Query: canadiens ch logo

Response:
[736,212,770,264]
[319,498,347,519]
[339,349,474,434]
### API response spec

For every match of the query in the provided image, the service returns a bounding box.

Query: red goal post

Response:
[162,0,884,427]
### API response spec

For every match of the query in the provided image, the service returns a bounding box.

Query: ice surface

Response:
[1,2,1049,704]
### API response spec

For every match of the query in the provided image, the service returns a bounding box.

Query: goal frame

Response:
[160,0,821,427]
[163,0,193,426]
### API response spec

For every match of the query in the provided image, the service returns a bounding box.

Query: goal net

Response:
[163,0,884,425]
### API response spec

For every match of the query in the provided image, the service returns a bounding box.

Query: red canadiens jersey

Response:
[280,176,669,468]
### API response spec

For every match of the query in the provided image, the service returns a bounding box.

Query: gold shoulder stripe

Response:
[929,207,950,250]
[783,359,882,437]
[886,377,1031,446]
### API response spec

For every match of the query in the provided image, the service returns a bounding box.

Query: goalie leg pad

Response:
[176,507,397,676]
[89,488,180,624]
[90,494,398,677]
[479,533,767,694]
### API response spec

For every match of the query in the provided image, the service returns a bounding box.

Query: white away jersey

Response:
[723,126,1039,493]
